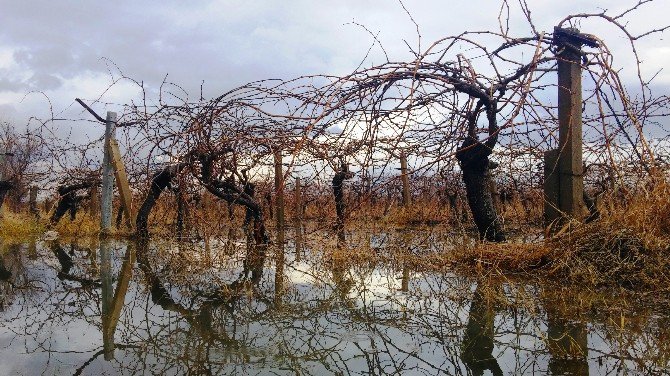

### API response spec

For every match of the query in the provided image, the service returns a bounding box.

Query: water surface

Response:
[0,228,668,375]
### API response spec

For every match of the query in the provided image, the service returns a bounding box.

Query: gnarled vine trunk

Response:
[332,167,353,244]
[50,180,98,226]
[456,139,506,242]
[198,154,268,247]
[0,181,13,210]
[136,164,184,238]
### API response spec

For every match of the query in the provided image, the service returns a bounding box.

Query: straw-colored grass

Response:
[547,178,670,288]
[0,210,44,240]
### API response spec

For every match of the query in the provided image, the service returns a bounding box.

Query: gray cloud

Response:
[0,75,27,92]
[0,0,667,126]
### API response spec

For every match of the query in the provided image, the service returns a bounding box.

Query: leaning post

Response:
[100,111,117,234]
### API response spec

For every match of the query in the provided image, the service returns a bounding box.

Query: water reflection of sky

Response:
[0,233,668,375]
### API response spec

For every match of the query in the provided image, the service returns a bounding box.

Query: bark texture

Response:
[332,168,354,242]
[456,139,506,242]
[0,180,13,210]
[136,164,184,238]
[50,181,98,226]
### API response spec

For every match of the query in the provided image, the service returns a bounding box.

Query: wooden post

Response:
[88,186,99,215]
[29,186,38,216]
[294,177,302,221]
[400,151,411,206]
[101,242,134,360]
[100,112,116,234]
[401,264,410,292]
[274,240,285,306]
[274,149,285,233]
[109,139,134,230]
[294,177,303,261]
[0,153,5,181]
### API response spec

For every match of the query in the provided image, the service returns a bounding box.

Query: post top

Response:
[553,27,600,49]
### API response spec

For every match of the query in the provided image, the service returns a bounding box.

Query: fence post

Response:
[294,177,303,260]
[544,28,598,228]
[108,138,134,230]
[556,27,586,219]
[29,185,38,216]
[100,111,116,234]
[274,149,285,233]
[400,151,411,206]
[88,186,99,215]
[0,153,5,181]
[294,177,302,221]
[544,149,560,227]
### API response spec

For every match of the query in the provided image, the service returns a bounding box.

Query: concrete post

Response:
[100,112,116,234]
[556,28,586,219]
[544,149,561,227]
[400,151,411,206]
[99,239,113,359]
[544,27,598,228]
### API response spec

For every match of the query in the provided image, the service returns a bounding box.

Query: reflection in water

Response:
[294,221,303,262]
[0,246,14,312]
[100,241,134,360]
[275,226,285,306]
[401,263,409,292]
[547,317,588,375]
[545,289,589,376]
[0,230,668,375]
[461,282,503,376]
[0,253,11,281]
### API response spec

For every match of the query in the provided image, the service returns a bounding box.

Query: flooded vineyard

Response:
[1,228,669,375]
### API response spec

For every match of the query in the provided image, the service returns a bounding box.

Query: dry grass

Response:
[547,178,670,288]
[0,210,43,241]
[1,177,668,291]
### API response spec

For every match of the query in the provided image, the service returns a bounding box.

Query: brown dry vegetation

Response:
[2,176,668,291]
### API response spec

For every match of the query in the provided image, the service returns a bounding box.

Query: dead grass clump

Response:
[452,242,551,272]
[548,178,670,288]
[550,222,669,288]
[0,211,44,240]
[53,212,103,238]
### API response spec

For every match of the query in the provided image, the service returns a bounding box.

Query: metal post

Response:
[100,112,116,234]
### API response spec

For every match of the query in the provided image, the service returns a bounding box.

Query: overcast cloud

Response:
[0,0,668,131]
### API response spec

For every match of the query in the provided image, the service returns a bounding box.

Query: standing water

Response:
[0,228,668,375]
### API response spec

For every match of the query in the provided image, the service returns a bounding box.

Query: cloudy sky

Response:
[0,0,668,130]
